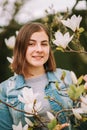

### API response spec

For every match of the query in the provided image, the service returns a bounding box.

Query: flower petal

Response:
[47,111,55,120]
[70,71,78,84]
[25,117,34,127]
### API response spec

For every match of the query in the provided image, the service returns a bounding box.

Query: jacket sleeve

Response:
[0,82,13,130]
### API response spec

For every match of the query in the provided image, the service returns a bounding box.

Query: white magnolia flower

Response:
[70,71,78,84]
[84,82,87,89]
[83,74,87,82]
[18,87,42,116]
[81,102,87,113]
[72,96,87,120]
[24,101,42,116]
[18,87,39,104]
[72,108,82,120]
[16,31,19,36]
[47,111,55,120]
[61,15,82,32]
[80,95,87,105]
[5,35,15,49]
[12,121,28,130]
[53,31,73,49]
[25,117,34,127]
[79,95,87,113]
[7,56,13,63]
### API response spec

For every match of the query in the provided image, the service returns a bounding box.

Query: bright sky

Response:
[0,0,86,26]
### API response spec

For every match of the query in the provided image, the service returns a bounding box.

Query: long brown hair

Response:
[11,22,56,76]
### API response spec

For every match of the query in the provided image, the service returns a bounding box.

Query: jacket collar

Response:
[47,71,59,83]
[15,71,59,89]
[14,75,27,89]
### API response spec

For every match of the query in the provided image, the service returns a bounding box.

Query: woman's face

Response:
[25,30,50,68]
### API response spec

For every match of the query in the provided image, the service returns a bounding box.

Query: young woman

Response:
[0,22,74,130]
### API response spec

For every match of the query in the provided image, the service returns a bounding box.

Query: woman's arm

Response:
[0,83,13,130]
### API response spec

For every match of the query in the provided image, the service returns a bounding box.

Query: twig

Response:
[55,108,72,118]
[0,99,46,127]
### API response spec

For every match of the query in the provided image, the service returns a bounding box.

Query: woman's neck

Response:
[24,66,45,79]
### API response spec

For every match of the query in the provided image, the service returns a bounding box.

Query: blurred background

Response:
[0,0,87,83]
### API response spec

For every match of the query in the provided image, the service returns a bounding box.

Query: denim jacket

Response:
[0,68,73,130]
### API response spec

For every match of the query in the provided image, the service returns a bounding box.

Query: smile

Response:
[32,56,43,59]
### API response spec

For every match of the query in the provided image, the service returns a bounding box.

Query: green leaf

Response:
[55,81,60,90]
[56,47,64,52]
[76,85,84,97]
[77,75,83,85]
[47,118,57,130]
[79,27,84,33]
[67,84,84,101]
[82,117,87,122]
[61,71,66,81]
[28,128,33,130]
[67,85,76,100]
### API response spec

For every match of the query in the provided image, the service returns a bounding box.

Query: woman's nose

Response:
[36,44,42,51]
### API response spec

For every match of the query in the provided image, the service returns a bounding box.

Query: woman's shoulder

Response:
[54,68,71,75]
[54,68,72,83]
[0,74,25,96]
[0,75,16,85]
[0,74,24,89]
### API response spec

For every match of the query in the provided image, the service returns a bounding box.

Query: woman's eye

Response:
[28,43,35,46]
[42,43,48,46]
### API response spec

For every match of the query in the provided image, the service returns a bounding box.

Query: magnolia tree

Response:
[1,14,87,130]
[53,15,85,53]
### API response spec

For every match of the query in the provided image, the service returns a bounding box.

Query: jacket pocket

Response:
[7,95,20,107]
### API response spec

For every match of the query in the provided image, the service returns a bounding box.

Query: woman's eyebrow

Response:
[41,40,49,42]
[29,39,49,42]
[29,39,35,42]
